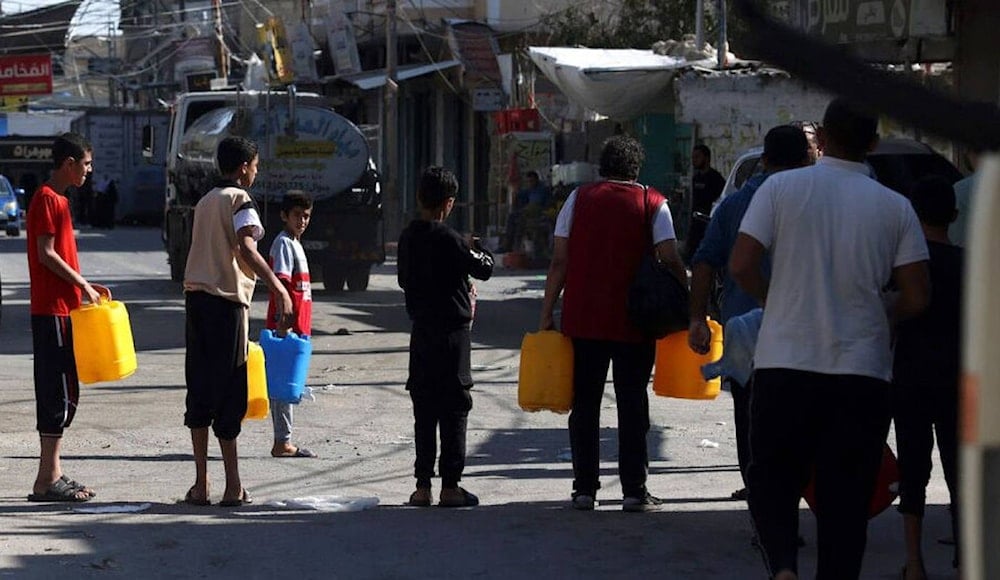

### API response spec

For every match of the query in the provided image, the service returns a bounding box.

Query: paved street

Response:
[0,227,956,579]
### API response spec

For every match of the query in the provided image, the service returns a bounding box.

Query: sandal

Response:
[182,487,210,506]
[439,487,479,508]
[28,478,92,503]
[61,475,96,498]
[271,447,317,458]
[408,487,432,507]
[219,488,252,507]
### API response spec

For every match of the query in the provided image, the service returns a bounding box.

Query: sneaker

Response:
[622,491,663,512]
[571,493,595,511]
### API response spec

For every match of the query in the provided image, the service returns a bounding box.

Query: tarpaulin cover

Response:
[528,47,700,119]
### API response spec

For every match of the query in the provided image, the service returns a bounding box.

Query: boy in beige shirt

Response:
[182,136,291,507]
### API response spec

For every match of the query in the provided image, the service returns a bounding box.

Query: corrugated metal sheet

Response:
[447,21,502,88]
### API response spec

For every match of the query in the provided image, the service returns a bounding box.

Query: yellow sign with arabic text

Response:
[0,96,29,110]
[275,137,337,159]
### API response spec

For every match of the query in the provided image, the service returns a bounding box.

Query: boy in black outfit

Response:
[398,166,494,507]
[893,175,963,580]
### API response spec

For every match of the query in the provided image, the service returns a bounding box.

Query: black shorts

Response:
[31,315,80,437]
[184,291,248,440]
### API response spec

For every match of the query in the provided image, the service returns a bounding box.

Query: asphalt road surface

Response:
[0,227,957,579]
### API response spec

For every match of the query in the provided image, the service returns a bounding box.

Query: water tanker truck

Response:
[153,89,382,291]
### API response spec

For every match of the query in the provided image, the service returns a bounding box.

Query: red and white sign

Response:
[0,54,53,97]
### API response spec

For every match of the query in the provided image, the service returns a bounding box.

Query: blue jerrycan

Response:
[259,329,312,403]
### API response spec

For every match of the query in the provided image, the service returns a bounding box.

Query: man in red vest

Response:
[540,135,687,511]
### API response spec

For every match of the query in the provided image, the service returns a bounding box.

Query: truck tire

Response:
[323,265,346,292]
[346,265,371,292]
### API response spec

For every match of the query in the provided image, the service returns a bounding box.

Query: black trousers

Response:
[748,369,890,579]
[184,291,248,441]
[410,387,473,488]
[569,338,655,498]
[728,376,752,484]
[892,382,959,565]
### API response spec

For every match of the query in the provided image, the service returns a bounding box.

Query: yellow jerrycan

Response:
[70,294,137,384]
[245,342,270,420]
[652,319,723,400]
[518,330,574,413]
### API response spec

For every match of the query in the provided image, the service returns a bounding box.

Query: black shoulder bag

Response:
[626,186,690,339]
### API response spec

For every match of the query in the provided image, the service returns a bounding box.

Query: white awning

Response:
[528,47,708,119]
[336,60,462,91]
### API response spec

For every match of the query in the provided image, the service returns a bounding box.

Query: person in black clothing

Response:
[686,144,725,262]
[93,177,118,229]
[397,166,494,508]
[893,176,963,580]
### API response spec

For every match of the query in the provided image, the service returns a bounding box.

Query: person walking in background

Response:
[949,146,981,248]
[502,170,550,254]
[266,190,317,459]
[730,98,930,580]
[26,132,108,502]
[92,175,118,229]
[75,173,94,226]
[688,125,811,501]
[182,136,291,507]
[893,176,963,580]
[398,166,494,508]
[685,144,725,263]
[539,135,686,512]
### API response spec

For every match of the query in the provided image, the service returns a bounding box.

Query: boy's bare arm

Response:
[36,233,104,304]
[236,228,292,322]
[539,237,568,331]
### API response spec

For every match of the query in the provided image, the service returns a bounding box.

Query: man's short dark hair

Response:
[763,125,809,167]
[217,136,259,175]
[599,135,645,180]
[417,166,459,210]
[282,190,313,214]
[526,170,540,182]
[909,175,956,227]
[693,143,711,160]
[822,98,878,157]
[53,132,91,168]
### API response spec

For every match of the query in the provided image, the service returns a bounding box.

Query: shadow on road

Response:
[0,500,960,579]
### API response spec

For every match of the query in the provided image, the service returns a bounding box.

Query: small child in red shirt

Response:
[266,191,317,458]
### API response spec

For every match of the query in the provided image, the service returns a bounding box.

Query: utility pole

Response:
[716,0,727,69]
[383,0,399,239]
[213,0,228,82]
[695,0,704,50]
[108,19,116,108]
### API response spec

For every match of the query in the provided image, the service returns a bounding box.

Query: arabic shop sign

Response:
[0,54,53,97]
[767,0,948,44]
[0,142,53,162]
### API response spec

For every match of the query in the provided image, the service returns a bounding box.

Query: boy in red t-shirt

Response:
[25,132,108,503]
[266,191,316,458]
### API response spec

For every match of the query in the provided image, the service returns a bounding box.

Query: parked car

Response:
[0,174,24,237]
[717,137,963,210]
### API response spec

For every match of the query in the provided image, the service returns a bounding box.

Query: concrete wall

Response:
[675,73,832,178]
[675,71,960,175]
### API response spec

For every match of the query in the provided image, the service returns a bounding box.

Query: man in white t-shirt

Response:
[730,98,930,580]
